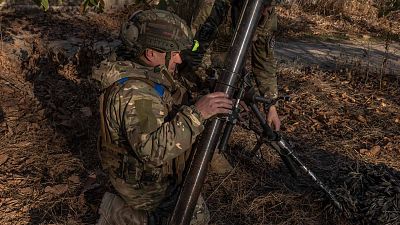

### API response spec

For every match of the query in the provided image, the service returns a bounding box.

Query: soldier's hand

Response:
[195,92,232,120]
[180,48,204,69]
[267,105,281,131]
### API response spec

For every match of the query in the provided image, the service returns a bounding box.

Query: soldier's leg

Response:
[251,7,278,99]
[191,0,216,34]
[189,195,210,225]
[251,34,278,99]
[97,192,148,225]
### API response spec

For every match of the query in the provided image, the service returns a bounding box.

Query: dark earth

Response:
[0,4,399,225]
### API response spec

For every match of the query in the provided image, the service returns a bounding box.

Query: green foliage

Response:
[33,0,49,11]
[80,0,104,13]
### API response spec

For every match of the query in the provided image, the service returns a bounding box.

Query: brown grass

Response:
[0,6,399,225]
[278,0,400,41]
[288,0,399,17]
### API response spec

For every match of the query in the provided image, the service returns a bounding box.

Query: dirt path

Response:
[276,38,400,75]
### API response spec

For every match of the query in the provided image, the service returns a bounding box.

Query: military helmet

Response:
[121,9,193,55]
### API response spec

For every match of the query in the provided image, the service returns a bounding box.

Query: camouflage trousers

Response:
[97,178,210,225]
[192,0,278,99]
[191,0,217,34]
[197,33,277,99]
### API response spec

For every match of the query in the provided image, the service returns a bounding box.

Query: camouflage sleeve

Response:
[251,8,278,99]
[194,0,230,51]
[191,0,216,34]
[106,80,204,166]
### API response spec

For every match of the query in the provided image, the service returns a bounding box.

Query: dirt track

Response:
[1,9,400,225]
[276,38,400,75]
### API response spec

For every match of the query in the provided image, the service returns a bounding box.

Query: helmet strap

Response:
[165,51,171,70]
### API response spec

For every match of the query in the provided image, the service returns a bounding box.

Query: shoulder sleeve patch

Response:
[154,83,165,97]
[135,99,158,133]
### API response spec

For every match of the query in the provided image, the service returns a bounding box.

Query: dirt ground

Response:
[0,5,400,225]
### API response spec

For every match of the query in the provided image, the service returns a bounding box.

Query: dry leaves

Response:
[80,107,92,117]
[360,145,381,157]
[44,184,69,195]
[68,175,81,184]
[356,115,367,123]
[0,154,9,165]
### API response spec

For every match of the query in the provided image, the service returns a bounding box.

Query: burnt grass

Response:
[1,9,400,225]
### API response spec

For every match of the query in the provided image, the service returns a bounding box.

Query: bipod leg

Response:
[250,137,264,157]
[248,103,298,177]
[247,102,343,211]
[273,139,343,211]
[248,136,268,165]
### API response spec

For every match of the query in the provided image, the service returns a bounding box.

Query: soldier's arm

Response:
[109,81,204,166]
[251,7,278,99]
[252,7,281,130]
[193,0,230,52]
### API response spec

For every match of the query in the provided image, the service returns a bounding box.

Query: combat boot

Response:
[97,192,148,225]
[209,152,233,174]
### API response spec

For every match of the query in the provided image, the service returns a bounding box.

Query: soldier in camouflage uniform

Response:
[175,0,281,173]
[188,0,281,131]
[92,9,232,225]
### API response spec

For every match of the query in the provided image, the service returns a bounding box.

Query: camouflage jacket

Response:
[92,59,204,210]
[191,0,279,99]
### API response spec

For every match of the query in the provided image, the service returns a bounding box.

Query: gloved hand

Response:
[180,46,205,70]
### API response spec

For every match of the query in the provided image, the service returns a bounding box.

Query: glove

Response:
[180,41,205,69]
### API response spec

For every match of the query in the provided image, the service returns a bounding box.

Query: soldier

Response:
[92,9,232,225]
[186,0,282,131]
[176,0,281,173]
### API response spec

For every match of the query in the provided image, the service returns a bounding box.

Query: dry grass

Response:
[278,0,400,42]
[0,6,399,225]
[288,0,399,17]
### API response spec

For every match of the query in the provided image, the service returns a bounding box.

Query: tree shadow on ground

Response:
[207,133,400,225]
[344,16,400,42]
[0,107,4,123]
[202,59,400,224]
[2,10,118,224]
[5,8,399,225]
[277,11,316,39]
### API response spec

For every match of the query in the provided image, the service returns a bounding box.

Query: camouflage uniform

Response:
[93,9,210,225]
[192,0,279,99]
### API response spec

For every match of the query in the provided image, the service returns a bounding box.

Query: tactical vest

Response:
[93,60,191,200]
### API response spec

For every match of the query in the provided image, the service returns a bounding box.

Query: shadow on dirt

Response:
[349,16,400,42]
[6,8,400,225]
[4,11,115,224]
[25,46,104,224]
[203,63,400,224]
[0,107,4,123]
[218,138,400,225]
[277,11,316,38]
